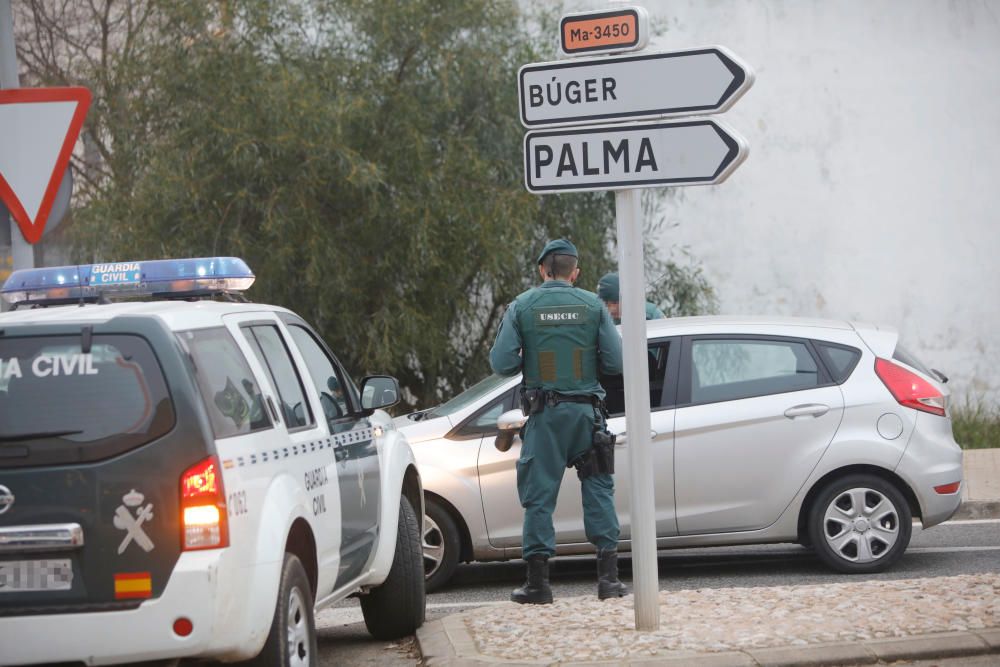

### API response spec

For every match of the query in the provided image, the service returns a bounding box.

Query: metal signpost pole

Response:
[0,0,34,274]
[615,186,659,630]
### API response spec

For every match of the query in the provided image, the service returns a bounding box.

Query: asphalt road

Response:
[316,518,1000,665]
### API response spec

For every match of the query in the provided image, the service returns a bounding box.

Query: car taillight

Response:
[180,456,228,550]
[875,358,947,417]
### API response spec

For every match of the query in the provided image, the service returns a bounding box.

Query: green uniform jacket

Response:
[490,281,622,397]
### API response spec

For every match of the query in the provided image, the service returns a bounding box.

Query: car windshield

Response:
[423,373,514,420]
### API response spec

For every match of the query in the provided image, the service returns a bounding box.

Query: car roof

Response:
[0,300,293,331]
[644,314,868,335]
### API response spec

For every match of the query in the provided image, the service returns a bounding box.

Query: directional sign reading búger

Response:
[519,47,753,129]
[524,119,748,194]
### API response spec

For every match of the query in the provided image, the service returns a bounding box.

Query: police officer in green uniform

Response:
[597,272,665,324]
[490,239,628,604]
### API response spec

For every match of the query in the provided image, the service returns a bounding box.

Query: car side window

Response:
[815,342,862,383]
[601,342,671,417]
[243,325,314,431]
[689,338,819,405]
[178,327,272,439]
[453,390,514,438]
[287,325,352,425]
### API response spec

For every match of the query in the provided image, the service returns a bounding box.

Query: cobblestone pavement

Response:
[464,574,999,663]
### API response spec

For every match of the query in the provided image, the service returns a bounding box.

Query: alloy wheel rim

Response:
[286,585,310,667]
[822,487,900,563]
[423,514,446,579]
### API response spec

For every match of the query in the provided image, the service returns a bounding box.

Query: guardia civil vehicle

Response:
[0,258,425,666]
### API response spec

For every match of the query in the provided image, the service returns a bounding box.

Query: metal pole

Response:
[0,0,34,275]
[615,187,660,631]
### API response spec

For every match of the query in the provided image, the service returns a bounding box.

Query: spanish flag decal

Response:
[114,572,152,599]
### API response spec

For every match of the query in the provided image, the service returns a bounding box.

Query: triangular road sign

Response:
[0,87,91,244]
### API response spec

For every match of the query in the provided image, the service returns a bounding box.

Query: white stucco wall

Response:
[562,0,1000,404]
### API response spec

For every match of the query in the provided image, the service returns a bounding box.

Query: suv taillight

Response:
[180,456,228,550]
[875,358,946,417]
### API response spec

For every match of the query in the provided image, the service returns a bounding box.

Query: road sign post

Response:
[0,0,32,276]
[519,8,754,634]
[615,186,660,630]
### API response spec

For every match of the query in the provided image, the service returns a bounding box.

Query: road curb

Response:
[416,618,1000,666]
[953,500,1000,520]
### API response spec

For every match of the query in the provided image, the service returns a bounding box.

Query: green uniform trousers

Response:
[516,401,619,558]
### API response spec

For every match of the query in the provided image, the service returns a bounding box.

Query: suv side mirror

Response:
[360,375,400,411]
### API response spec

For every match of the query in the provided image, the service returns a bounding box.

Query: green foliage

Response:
[952,398,1000,450]
[28,0,716,408]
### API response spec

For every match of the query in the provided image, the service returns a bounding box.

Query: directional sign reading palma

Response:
[519,47,753,128]
[524,119,748,194]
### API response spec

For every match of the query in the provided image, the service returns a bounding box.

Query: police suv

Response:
[0,258,425,666]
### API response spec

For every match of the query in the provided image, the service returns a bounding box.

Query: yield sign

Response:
[0,87,91,244]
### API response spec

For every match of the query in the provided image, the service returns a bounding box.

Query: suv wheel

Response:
[361,495,426,639]
[808,474,912,573]
[249,553,317,666]
[424,499,460,593]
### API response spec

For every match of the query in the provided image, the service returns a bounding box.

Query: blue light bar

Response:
[1,257,255,304]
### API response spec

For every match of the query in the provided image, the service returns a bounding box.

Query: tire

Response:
[423,499,461,593]
[360,495,426,640]
[248,553,317,667]
[808,474,912,574]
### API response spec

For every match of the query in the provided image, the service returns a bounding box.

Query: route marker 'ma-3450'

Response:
[519,47,753,128]
[524,119,748,194]
[560,6,649,57]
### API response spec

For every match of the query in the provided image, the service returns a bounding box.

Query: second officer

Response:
[490,239,628,604]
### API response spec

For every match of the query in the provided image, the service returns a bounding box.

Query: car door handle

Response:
[784,403,829,419]
[614,430,657,446]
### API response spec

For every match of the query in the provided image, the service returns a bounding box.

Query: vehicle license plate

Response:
[0,559,73,592]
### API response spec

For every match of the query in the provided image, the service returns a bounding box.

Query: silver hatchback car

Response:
[398,316,963,591]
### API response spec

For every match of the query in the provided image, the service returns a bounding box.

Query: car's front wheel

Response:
[248,553,317,667]
[423,499,461,593]
[808,474,912,573]
[360,495,426,639]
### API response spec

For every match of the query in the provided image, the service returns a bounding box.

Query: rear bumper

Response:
[0,550,237,666]
[895,413,964,529]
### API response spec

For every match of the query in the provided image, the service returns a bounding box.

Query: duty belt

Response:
[546,392,599,407]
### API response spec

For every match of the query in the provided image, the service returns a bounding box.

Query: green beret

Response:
[597,272,619,302]
[536,238,579,264]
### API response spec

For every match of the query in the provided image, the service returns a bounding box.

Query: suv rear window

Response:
[0,335,175,467]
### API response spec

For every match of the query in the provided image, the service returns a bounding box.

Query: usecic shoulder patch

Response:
[534,305,587,326]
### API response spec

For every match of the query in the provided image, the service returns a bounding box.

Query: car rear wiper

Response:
[0,430,84,442]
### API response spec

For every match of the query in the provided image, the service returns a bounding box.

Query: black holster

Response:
[520,387,547,416]
[572,413,616,480]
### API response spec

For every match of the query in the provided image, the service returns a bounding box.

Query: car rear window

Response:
[892,343,935,378]
[0,334,175,467]
[814,342,862,383]
[177,327,272,439]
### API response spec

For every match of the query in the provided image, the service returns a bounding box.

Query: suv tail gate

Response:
[0,318,212,616]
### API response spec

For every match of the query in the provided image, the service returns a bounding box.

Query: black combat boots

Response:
[510,554,553,604]
[596,548,628,600]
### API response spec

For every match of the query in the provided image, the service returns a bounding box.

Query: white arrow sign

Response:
[0,87,90,244]
[524,119,748,194]
[519,47,753,128]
